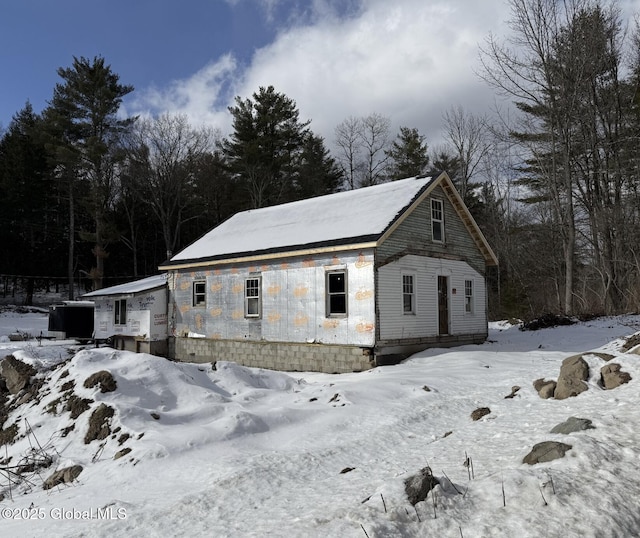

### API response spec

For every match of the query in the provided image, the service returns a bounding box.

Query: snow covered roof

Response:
[82,274,167,298]
[162,175,437,267]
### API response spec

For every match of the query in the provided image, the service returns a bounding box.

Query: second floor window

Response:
[431,198,444,242]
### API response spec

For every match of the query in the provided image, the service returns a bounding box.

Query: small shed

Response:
[48,301,95,341]
[83,274,168,356]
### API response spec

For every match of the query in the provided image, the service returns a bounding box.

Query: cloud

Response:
[126,53,239,130]
[127,0,515,148]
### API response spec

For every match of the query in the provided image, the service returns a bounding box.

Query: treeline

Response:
[2,0,640,320]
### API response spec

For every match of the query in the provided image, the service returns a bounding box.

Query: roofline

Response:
[83,284,166,298]
[159,240,379,270]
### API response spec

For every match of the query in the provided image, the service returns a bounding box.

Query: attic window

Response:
[326,270,347,317]
[431,198,444,242]
[193,281,206,307]
[114,299,127,326]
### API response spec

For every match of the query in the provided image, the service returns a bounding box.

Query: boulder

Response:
[554,355,589,400]
[471,407,491,421]
[83,370,117,393]
[533,378,557,399]
[600,363,631,390]
[523,441,572,465]
[550,417,594,435]
[43,465,83,490]
[0,356,36,394]
[404,467,439,505]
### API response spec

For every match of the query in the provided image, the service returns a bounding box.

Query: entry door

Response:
[437,276,449,335]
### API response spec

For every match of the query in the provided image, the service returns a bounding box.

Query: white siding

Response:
[378,255,486,340]
[93,288,167,342]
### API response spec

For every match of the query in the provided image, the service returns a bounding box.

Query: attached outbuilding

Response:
[159,173,498,373]
[83,274,168,356]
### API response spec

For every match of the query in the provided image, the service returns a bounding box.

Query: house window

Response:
[114,298,127,325]
[245,276,261,318]
[431,198,444,242]
[193,281,206,307]
[402,274,415,314]
[326,270,347,317]
[465,279,474,313]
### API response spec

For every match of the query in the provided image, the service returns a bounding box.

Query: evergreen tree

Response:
[46,56,134,290]
[0,104,65,298]
[224,86,310,208]
[385,126,429,180]
[294,134,343,198]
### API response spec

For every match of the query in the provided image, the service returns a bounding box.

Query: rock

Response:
[43,465,83,490]
[471,407,491,421]
[83,370,117,393]
[0,356,36,394]
[550,417,595,434]
[523,441,572,465]
[600,363,631,390]
[113,447,132,460]
[504,386,521,399]
[84,403,115,444]
[404,467,439,505]
[533,378,557,399]
[554,355,589,400]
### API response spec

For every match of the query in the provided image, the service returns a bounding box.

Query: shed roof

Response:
[82,274,167,298]
[162,176,436,268]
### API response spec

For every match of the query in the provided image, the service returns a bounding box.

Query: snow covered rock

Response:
[600,363,631,390]
[404,466,439,505]
[554,355,589,400]
[533,378,557,399]
[523,441,572,465]
[550,417,594,435]
[43,465,83,490]
[0,355,36,394]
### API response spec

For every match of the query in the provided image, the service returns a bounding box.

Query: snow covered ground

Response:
[1,308,640,537]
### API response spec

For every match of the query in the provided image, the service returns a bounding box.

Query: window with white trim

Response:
[464,279,474,313]
[431,198,444,242]
[193,281,206,307]
[402,274,415,314]
[326,270,347,317]
[245,276,261,318]
[114,298,127,325]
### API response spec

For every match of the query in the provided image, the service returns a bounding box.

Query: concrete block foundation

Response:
[169,337,375,373]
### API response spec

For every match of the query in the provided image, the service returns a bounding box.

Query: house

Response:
[159,173,498,373]
[82,274,168,356]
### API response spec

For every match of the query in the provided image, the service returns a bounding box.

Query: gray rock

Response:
[471,407,491,421]
[404,467,439,505]
[523,441,572,465]
[0,356,36,394]
[600,363,631,390]
[550,417,594,434]
[554,355,589,400]
[534,378,557,399]
[43,465,83,490]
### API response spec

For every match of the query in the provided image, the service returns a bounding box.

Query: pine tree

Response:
[385,126,429,180]
[224,86,310,208]
[46,56,134,290]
